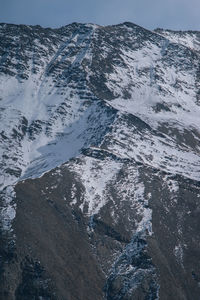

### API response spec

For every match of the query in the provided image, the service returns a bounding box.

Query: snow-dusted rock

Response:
[0,22,200,299]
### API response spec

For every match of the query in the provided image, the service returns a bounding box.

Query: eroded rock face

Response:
[0,22,200,299]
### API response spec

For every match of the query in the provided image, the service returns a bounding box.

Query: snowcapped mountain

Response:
[0,22,200,299]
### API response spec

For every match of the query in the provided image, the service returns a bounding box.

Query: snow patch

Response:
[68,155,122,215]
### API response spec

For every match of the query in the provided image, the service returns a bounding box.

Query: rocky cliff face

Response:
[0,22,200,299]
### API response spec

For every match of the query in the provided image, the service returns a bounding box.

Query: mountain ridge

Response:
[0,21,200,299]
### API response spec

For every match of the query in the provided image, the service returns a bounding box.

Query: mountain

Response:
[0,21,200,300]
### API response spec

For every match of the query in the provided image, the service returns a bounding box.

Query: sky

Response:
[0,0,200,31]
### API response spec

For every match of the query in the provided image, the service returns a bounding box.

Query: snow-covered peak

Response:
[0,22,200,188]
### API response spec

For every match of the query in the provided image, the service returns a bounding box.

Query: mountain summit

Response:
[0,22,200,299]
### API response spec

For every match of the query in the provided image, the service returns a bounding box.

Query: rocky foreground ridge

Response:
[0,22,200,299]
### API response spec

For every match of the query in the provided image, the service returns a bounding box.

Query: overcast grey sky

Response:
[0,0,200,30]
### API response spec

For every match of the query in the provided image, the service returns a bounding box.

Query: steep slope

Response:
[0,22,200,299]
